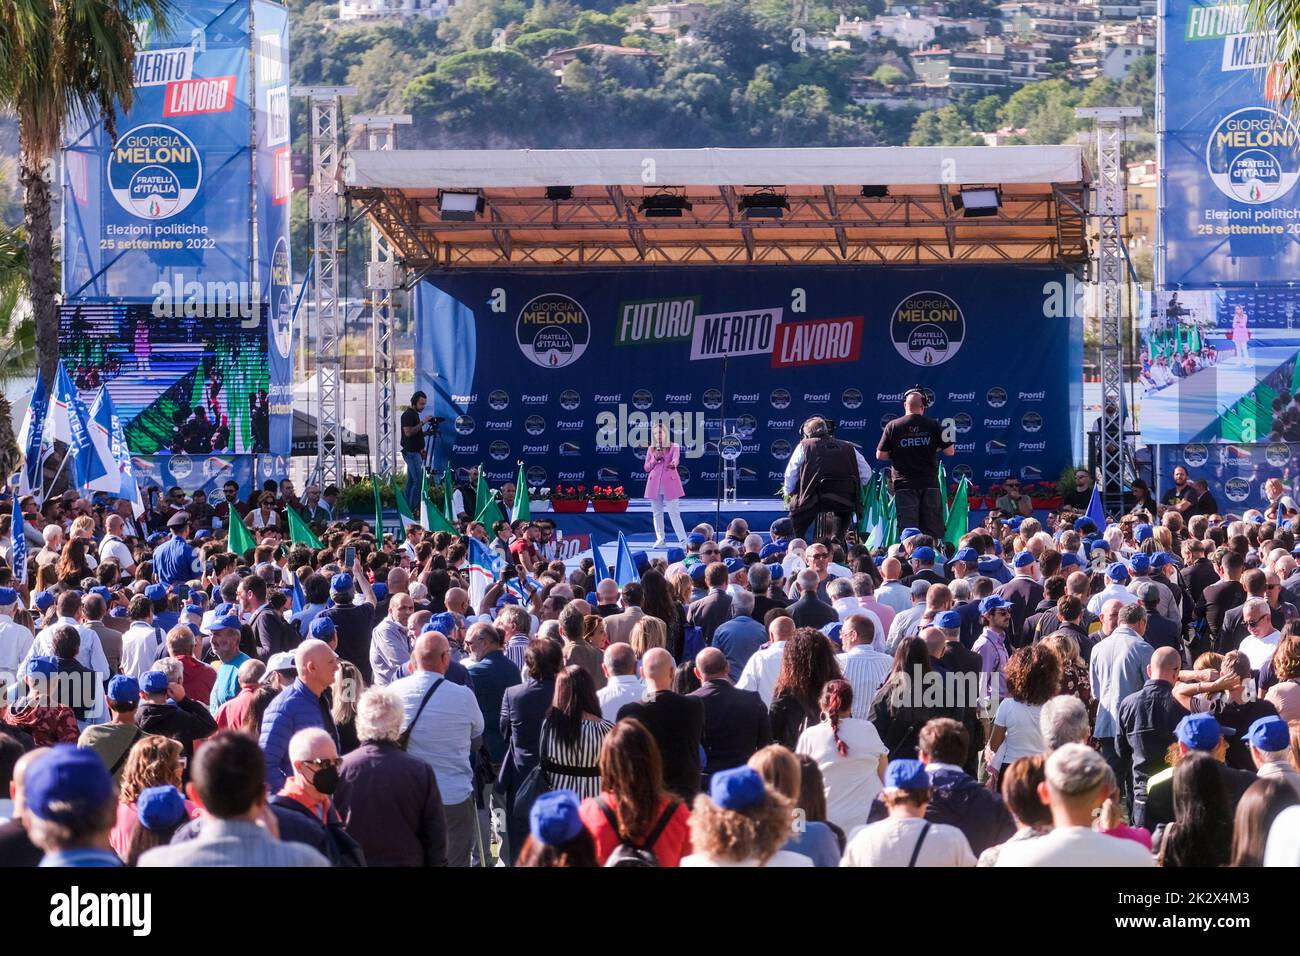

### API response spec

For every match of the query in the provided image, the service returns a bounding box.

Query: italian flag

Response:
[467,536,501,613]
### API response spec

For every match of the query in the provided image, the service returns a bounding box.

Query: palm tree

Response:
[1247,1,1299,94]
[0,0,172,384]
[0,222,35,477]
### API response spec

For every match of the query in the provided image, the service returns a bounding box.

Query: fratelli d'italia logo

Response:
[517,293,590,368]
[1206,107,1300,205]
[108,123,202,220]
[890,291,965,366]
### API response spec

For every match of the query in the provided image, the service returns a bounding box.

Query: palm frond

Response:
[1247,0,1300,102]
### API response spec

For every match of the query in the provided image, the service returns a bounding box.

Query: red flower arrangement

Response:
[549,484,589,512]
[592,485,629,512]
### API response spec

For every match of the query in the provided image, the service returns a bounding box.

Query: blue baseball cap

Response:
[141,671,170,695]
[330,572,354,593]
[309,616,336,639]
[935,610,963,629]
[768,563,784,582]
[689,562,708,583]
[1005,516,1024,531]
[137,785,189,832]
[1106,562,1129,582]
[1130,553,1151,574]
[913,546,936,563]
[145,583,168,602]
[529,789,584,846]
[724,557,745,574]
[183,604,204,618]
[24,655,58,679]
[210,613,242,632]
[954,547,979,563]
[32,590,54,612]
[980,595,1012,614]
[1073,517,1097,533]
[885,758,930,790]
[146,532,167,546]
[371,582,389,601]
[900,528,922,541]
[1246,715,1290,752]
[1152,552,1174,569]
[1134,523,1154,542]
[89,586,113,603]
[1060,552,1083,569]
[107,675,140,706]
[824,622,843,645]
[1175,713,1232,751]
[1013,551,1036,568]
[709,765,767,811]
[759,542,787,559]
[0,587,17,606]
[427,611,458,635]
[25,745,114,824]
[687,532,706,548]
[194,529,212,540]
[665,547,685,564]
[992,539,1003,556]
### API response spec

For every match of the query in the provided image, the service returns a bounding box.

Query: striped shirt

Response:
[505,634,531,672]
[540,716,616,800]
[836,646,894,720]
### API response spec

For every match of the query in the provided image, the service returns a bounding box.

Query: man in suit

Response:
[618,648,705,801]
[994,551,1044,649]
[1197,550,1247,655]
[747,563,786,622]
[1138,585,1182,652]
[1179,540,1219,606]
[497,637,561,864]
[686,562,733,646]
[788,569,838,630]
[603,582,647,647]
[902,546,946,587]
[689,647,771,787]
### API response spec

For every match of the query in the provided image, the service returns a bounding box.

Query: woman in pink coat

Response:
[644,421,687,547]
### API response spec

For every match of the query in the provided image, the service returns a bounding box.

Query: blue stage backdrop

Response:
[59,0,292,486]
[1160,0,1300,287]
[413,267,1081,497]
[1156,442,1300,511]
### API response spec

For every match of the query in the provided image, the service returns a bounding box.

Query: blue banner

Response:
[1160,0,1300,287]
[132,451,289,499]
[254,0,293,457]
[413,267,1080,500]
[1156,442,1300,511]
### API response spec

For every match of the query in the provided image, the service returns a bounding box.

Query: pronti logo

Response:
[108,124,202,220]
[524,415,546,436]
[1225,476,1251,502]
[1185,1,1251,39]
[771,388,791,409]
[842,388,863,409]
[689,308,783,361]
[133,47,192,87]
[890,291,965,366]
[454,415,475,436]
[1267,442,1292,466]
[616,297,699,345]
[489,440,510,461]
[488,390,509,411]
[269,237,292,359]
[50,886,151,936]
[1184,443,1209,467]
[1021,411,1043,433]
[522,393,549,406]
[1206,108,1300,204]
[517,293,591,368]
[163,76,236,116]
[771,316,863,368]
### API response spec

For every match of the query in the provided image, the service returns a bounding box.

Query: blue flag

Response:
[10,495,25,585]
[291,571,305,615]
[588,533,609,584]
[615,532,640,586]
[1086,485,1106,530]
[52,362,105,491]
[16,368,48,496]
[1278,501,1288,526]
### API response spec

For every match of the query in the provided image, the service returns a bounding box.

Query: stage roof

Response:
[344,145,1090,270]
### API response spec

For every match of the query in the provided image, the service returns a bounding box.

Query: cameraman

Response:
[401,392,435,512]
[876,389,953,540]
[784,416,871,542]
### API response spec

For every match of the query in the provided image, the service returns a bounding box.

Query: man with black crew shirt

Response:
[876,389,953,540]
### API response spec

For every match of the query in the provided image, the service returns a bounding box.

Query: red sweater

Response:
[579,792,692,867]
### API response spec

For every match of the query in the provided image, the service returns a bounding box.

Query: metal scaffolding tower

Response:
[293,86,355,490]
[353,113,411,480]
[1077,106,1142,516]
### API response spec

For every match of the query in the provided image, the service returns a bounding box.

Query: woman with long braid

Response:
[795,678,888,835]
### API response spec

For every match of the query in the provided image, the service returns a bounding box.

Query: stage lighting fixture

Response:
[739,190,789,219]
[953,186,1001,218]
[860,185,889,198]
[545,186,573,201]
[639,192,692,218]
[438,191,484,221]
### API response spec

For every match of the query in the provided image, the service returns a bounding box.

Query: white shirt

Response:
[874,581,914,615]
[0,614,34,681]
[389,670,485,804]
[841,816,976,867]
[598,674,645,722]
[783,441,872,494]
[681,849,813,868]
[98,536,135,571]
[994,826,1154,867]
[991,698,1045,768]
[1265,805,1300,866]
[1240,630,1282,671]
[26,617,110,680]
[1086,582,1139,616]
[836,646,893,719]
[796,718,888,835]
[120,621,164,681]
[736,641,786,705]
[249,509,278,530]
[831,597,883,635]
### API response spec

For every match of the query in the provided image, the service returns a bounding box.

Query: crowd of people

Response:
[6,470,1300,869]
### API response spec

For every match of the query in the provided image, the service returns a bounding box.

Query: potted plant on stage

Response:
[1032,481,1063,510]
[550,484,590,513]
[591,484,629,513]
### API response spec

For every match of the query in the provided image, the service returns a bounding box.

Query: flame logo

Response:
[549,352,558,367]
[149,198,162,216]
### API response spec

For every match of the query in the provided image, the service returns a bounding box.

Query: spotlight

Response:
[953,186,1001,218]
[739,190,789,219]
[545,186,573,201]
[438,191,484,221]
[860,185,889,198]
[639,192,692,218]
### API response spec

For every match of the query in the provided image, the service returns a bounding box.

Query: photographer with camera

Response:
[876,389,953,541]
[401,392,437,513]
[783,416,871,543]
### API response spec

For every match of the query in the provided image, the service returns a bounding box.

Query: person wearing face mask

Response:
[267,727,364,866]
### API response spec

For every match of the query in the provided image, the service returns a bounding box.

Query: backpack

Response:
[597,796,679,867]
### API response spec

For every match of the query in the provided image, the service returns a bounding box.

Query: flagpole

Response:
[45,449,74,500]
